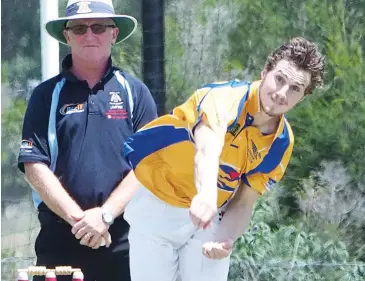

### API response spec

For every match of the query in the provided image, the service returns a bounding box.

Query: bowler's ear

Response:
[261,69,268,80]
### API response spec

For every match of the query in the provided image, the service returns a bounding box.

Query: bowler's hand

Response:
[189,193,217,229]
[202,240,233,259]
[71,207,110,247]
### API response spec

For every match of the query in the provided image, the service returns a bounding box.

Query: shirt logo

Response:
[60,103,85,115]
[20,139,33,153]
[76,1,92,14]
[107,92,128,119]
[265,178,277,191]
[110,92,122,104]
[228,123,240,136]
[109,92,124,109]
[248,140,261,163]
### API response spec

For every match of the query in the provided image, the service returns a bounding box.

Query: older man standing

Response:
[18,1,157,280]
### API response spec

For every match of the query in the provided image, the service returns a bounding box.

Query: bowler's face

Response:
[259,59,311,116]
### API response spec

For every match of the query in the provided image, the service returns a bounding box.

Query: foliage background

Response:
[2,0,365,280]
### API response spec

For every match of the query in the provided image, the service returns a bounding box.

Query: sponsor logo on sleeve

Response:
[20,140,33,153]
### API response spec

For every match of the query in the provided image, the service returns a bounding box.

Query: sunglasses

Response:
[65,24,116,35]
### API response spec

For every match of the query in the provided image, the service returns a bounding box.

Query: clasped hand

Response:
[71,207,112,249]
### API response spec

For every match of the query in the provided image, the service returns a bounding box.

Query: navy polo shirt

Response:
[18,54,157,211]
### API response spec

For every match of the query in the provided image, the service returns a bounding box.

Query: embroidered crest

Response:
[107,91,127,119]
[229,123,240,136]
[76,1,92,14]
[110,92,122,104]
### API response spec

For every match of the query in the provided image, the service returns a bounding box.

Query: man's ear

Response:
[261,69,268,80]
[112,28,119,44]
[63,30,70,45]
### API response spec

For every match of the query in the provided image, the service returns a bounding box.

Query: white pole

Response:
[40,0,59,81]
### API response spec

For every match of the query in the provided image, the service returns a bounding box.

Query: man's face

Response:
[259,59,311,117]
[63,18,119,63]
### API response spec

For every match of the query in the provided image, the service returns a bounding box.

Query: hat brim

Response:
[45,14,138,45]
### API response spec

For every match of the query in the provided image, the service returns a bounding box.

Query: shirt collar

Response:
[61,54,114,84]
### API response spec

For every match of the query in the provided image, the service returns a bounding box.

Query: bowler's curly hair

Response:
[265,37,325,94]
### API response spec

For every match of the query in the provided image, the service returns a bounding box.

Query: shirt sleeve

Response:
[243,141,293,195]
[196,85,242,134]
[132,82,158,132]
[17,87,51,173]
[173,82,245,137]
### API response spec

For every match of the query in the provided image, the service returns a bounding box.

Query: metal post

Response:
[142,0,166,115]
[40,0,60,81]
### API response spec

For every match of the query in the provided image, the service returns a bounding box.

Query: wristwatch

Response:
[101,208,114,226]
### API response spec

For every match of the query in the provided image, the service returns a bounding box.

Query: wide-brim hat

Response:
[45,0,138,45]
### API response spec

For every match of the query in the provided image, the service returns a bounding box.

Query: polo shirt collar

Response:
[61,54,114,84]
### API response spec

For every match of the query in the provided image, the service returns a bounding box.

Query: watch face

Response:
[104,212,113,224]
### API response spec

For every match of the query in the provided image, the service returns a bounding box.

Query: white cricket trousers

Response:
[124,187,231,281]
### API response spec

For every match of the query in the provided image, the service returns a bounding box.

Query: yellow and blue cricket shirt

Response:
[124,80,294,208]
